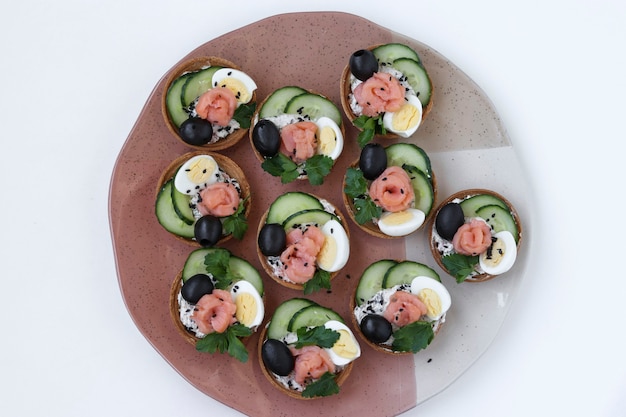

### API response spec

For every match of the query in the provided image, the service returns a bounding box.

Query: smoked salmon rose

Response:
[290,345,336,385]
[279,226,325,284]
[280,121,318,164]
[383,290,428,327]
[353,72,405,117]
[197,181,241,218]
[191,289,238,334]
[452,218,492,256]
[368,166,415,213]
[195,86,238,127]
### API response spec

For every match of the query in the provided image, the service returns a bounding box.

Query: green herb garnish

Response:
[232,102,256,128]
[344,167,381,224]
[343,167,368,198]
[391,321,434,353]
[261,153,300,184]
[195,323,252,362]
[301,372,340,398]
[302,154,333,185]
[442,253,479,283]
[303,269,331,294]
[204,248,236,289]
[261,153,333,185]
[353,115,386,148]
[353,197,382,225]
[222,199,248,240]
[294,326,340,349]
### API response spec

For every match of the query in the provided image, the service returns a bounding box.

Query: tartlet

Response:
[249,86,345,185]
[350,259,450,355]
[342,142,436,238]
[258,298,359,399]
[256,192,350,293]
[170,248,265,362]
[340,43,433,145]
[162,56,258,151]
[155,151,251,246]
[429,188,523,283]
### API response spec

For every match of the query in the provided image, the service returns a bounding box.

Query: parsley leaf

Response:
[353,197,382,225]
[344,167,381,224]
[294,326,340,349]
[195,323,252,362]
[304,154,333,185]
[391,321,434,353]
[442,253,479,283]
[232,102,256,128]
[303,269,331,294]
[222,199,248,240]
[353,115,386,148]
[204,248,235,289]
[343,167,368,198]
[301,372,340,398]
[261,153,300,183]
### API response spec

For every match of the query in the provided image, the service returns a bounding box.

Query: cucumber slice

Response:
[282,209,341,232]
[392,58,432,107]
[266,192,323,225]
[165,73,193,127]
[382,261,440,288]
[229,256,264,296]
[259,86,308,118]
[404,165,435,216]
[372,43,420,65]
[155,180,195,239]
[181,66,223,108]
[170,179,195,225]
[385,143,432,179]
[475,204,520,243]
[355,259,397,306]
[460,194,508,218]
[181,248,264,295]
[288,305,344,332]
[181,248,219,281]
[284,93,342,126]
[267,298,317,340]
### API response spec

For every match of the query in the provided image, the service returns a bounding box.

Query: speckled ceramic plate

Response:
[109,11,531,417]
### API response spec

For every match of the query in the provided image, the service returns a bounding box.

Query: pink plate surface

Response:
[109,11,530,417]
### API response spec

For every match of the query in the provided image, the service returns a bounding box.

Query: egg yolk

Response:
[417,288,442,320]
[217,78,251,103]
[317,235,337,270]
[382,210,414,225]
[186,157,216,184]
[317,126,337,155]
[391,103,420,131]
[332,330,358,359]
[481,237,507,267]
[235,293,257,327]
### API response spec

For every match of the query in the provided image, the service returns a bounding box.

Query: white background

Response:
[2,1,624,416]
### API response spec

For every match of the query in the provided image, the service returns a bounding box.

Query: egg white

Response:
[230,280,264,329]
[479,230,517,275]
[377,208,425,237]
[323,320,361,366]
[174,154,220,195]
[315,116,344,160]
[382,94,423,138]
[316,219,350,272]
[410,276,452,321]
[211,68,257,104]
